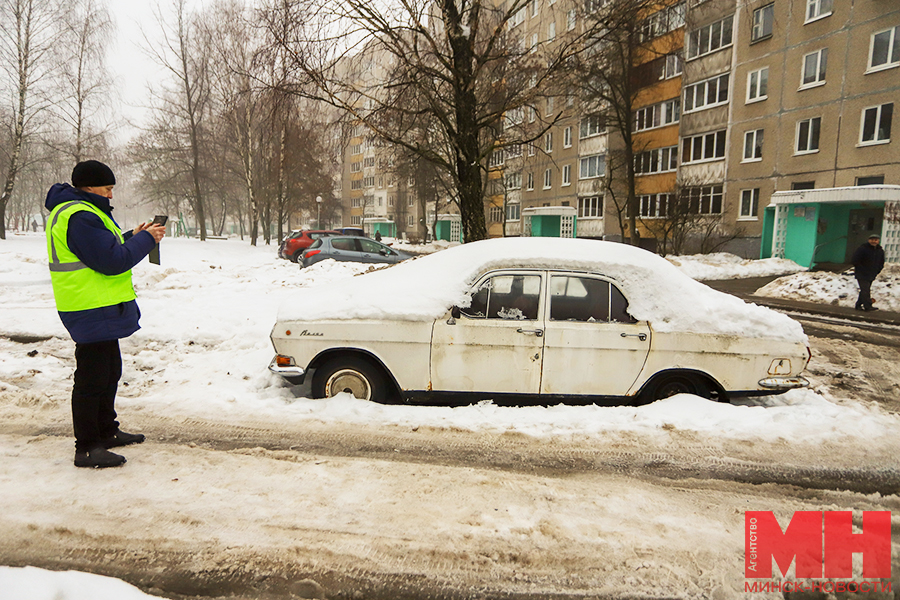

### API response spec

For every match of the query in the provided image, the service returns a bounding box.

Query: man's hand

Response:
[134,222,166,243]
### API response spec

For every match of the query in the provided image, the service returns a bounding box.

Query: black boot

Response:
[102,430,145,449]
[74,447,126,468]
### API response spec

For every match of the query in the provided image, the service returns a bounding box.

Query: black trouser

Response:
[72,340,121,451]
[855,277,874,310]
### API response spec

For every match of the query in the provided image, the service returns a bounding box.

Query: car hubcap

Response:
[325,369,371,400]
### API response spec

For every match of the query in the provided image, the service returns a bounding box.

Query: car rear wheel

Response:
[637,373,710,405]
[311,356,387,403]
[290,250,303,263]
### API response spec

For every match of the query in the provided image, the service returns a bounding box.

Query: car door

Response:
[431,271,545,395]
[540,273,651,396]
[358,238,395,263]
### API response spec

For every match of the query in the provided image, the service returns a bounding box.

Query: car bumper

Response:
[268,356,306,379]
[757,375,809,390]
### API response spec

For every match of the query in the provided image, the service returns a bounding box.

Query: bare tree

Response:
[261,0,608,242]
[143,0,212,240]
[51,0,113,163]
[0,0,57,239]
[575,0,683,246]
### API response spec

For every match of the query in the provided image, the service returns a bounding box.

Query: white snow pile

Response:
[0,566,161,600]
[667,252,806,281]
[756,263,900,312]
[278,237,807,342]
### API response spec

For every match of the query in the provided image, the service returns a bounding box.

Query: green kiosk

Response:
[434,214,463,243]
[364,217,396,239]
[522,206,577,238]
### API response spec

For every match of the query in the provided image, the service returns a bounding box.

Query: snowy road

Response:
[1,236,898,599]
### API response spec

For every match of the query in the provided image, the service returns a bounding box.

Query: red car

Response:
[279,230,340,262]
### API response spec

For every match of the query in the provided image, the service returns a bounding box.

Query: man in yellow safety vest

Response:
[45,160,165,468]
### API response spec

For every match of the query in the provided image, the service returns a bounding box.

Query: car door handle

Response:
[517,328,543,337]
[620,332,647,341]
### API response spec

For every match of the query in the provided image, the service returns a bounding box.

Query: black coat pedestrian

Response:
[852,241,885,281]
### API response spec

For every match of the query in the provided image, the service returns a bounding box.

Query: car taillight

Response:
[305,249,321,257]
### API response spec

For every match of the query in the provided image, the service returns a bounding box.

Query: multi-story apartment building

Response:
[728,0,900,258]
[337,0,899,256]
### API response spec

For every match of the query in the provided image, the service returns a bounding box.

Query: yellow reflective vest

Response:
[46,200,136,312]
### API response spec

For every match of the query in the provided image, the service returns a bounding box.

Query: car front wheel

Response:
[311,356,387,403]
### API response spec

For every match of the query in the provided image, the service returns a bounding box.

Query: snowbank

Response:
[756,264,900,312]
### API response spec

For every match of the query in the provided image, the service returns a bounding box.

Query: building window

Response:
[578,196,603,218]
[580,114,605,138]
[350,161,362,173]
[407,215,415,227]
[683,185,724,214]
[795,117,821,154]
[683,73,729,113]
[639,194,674,218]
[687,15,733,60]
[507,144,523,158]
[527,172,534,190]
[634,98,680,131]
[682,130,726,163]
[801,48,827,88]
[857,176,885,186]
[506,203,520,221]
[579,154,606,179]
[806,0,832,22]
[567,9,576,31]
[868,26,900,72]
[528,143,536,156]
[547,21,556,41]
[388,195,395,206]
[545,131,553,153]
[562,164,571,186]
[351,215,362,225]
[546,96,555,116]
[563,126,572,148]
[740,189,760,219]
[543,168,552,189]
[364,176,375,187]
[792,181,815,190]
[505,171,522,190]
[660,54,682,79]
[531,0,539,18]
[490,205,504,222]
[351,180,363,190]
[639,2,686,42]
[743,129,764,162]
[751,4,774,43]
[489,149,504,167]
[860,103,893,145]
[634,146,678,175]
[746,67,769,102]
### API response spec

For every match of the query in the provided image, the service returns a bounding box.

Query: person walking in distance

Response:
[45,161,166,468]
[852,234,885,312]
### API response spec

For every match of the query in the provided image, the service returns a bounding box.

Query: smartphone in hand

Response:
[152,215,168,226]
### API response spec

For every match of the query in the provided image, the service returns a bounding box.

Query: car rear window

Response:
[331,238,357,251]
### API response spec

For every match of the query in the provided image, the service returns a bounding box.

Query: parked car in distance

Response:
[279,230,340,262]
[335,227,366,236]
[270,238,810,406]
[301,236,412,268]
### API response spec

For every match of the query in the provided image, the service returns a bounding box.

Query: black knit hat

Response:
[72,160,116,188]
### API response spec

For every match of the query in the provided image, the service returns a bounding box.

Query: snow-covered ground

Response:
[1,233,898,599]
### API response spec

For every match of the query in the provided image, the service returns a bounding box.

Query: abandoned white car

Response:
[269,238,810,405]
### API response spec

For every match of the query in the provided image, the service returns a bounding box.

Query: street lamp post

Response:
[316,195,322,229]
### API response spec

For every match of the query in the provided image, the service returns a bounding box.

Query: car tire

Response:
[290,251,303,263]
[637,373,710,405]
[311,356,387,403]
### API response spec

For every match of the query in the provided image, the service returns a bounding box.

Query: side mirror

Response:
[451,306,461,319]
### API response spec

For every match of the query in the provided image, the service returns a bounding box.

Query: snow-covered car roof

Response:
[277,237,807,343]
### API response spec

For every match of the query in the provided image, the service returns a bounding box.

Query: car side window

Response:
[308,238,323,249]
[359,239,391,254]
[549,276,635,323]
[331,238,357,251]
[461,274,541,320]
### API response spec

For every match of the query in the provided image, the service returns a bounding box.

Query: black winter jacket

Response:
[851,242,885,281]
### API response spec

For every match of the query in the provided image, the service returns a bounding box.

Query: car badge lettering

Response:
[298,329,324,337]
